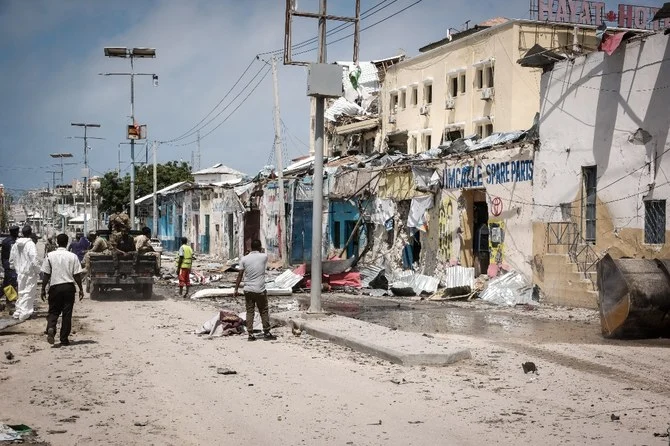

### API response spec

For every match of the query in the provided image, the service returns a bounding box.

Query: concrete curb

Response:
[272,312,471,367]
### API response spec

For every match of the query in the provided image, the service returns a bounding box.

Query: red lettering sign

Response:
[532,1,666,30]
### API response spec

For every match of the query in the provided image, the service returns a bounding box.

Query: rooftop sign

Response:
[530,1,667,30]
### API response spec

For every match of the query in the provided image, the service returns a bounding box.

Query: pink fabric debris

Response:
[599,32,626,56]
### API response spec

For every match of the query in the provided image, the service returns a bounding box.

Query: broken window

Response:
[644,200,666,244]
[448,76,458,97]
[486,65,494,88]
[424,83,433,104]
[423,133,432,151]
[582,166,597,243]
[445,128,464,142]
[389,92,398,113]
[476,123,493,138]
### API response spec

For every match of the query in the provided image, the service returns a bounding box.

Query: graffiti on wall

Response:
[438,198,454,261]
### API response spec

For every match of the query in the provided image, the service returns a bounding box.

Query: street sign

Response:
[127,124,147,140]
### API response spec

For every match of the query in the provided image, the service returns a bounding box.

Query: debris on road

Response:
[189,287,292,299]
[0,424,33,441]
[216,368,237,375]
[4,351,14,360]
[610,414,620,421]
[480,271,535,307]
[521,362,538,374]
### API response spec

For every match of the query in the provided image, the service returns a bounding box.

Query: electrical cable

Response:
[292,0,424,57]
[170,65,272,147]
[257,0,398,56]
[160,58,259,143]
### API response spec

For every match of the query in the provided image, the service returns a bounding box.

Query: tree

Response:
[96,162,193,214]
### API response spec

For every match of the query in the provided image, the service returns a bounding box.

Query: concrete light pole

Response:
[101,47,158,229]
[70,123,101,234]
[284,0,361,313]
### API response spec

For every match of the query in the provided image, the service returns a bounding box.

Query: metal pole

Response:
[129,56,136,228]
[83,126,88,234]
[152,141,158,238]
[308,0,328,313]
[271,56,288,266]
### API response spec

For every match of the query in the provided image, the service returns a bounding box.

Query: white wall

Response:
[536,32,670,231]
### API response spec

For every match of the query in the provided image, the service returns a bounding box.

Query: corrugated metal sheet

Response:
[271,270,304,289]
[390,271,439,294]
[480,271,533,306]
[442,266,475,290]
[359,265,385,288]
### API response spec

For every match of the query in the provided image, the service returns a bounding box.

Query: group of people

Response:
[2,220,277,344]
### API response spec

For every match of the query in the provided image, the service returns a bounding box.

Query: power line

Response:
[169,65,272,147]
[160,58,259,144]
[293,0,424,57]
[257,0,398,56]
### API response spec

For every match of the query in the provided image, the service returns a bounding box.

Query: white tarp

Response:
[407,195,434,231]
[370,198,395,225]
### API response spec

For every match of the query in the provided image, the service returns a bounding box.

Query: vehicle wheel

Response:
[90,285,99,300]
[142,284,153,300]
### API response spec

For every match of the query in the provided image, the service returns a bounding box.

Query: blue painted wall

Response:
[329,200,360,258]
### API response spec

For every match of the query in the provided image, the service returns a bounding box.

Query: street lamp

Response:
[70,123,101,234]
[50,153,73,231]
[101,46,158,229]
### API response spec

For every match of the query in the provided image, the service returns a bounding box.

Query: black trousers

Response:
[47,283,75,342]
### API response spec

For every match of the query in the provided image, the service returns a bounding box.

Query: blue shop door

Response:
[290,201,313,265]
[200,214,210,254]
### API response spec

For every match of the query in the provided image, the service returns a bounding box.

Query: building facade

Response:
[381,19,602,153]
[533,31,670,308]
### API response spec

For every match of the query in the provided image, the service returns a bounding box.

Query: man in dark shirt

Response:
[68,233,90,263]
[2,225,19,301]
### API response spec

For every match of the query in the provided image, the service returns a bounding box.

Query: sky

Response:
[0,0,599,194]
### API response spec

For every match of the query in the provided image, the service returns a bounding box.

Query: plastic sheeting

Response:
[412,167,440,192]
[370,198,395,225]
[390,270,440,295]
[407,195,434,231]
[325,97,366,122]
[479,271,534,306]
[271,269,304,289]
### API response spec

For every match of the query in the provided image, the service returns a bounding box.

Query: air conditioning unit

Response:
[419,104,430,115]
[445,97,455,110]
[388,114,396,124]
[481,87,495,100]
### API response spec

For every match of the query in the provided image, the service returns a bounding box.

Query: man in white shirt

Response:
[9,225,41,321]
[234,239,277,341]
[41,233,84,346]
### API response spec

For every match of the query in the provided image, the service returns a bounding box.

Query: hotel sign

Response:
[532,1,667,30]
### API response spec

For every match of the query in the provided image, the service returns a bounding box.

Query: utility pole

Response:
[152,140,158,238]
[284,0,361,313]
[102,46,158,229]
[70,123,101,234]
[271,56,288,266]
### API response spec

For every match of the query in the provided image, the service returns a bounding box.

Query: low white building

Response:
[192,163,247,185]
[533,31,669,308]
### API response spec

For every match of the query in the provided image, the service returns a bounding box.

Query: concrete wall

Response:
[535,32,670,259]
[381,21,599,152]
[419,144,536,279]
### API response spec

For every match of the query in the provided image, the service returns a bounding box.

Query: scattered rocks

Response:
[4,351,14,360]
[216,368,237,375]
[521,362,538,374]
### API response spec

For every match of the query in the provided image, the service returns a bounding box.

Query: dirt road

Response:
[1,289,669,445]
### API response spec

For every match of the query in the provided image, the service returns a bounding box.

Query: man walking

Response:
[9,225,41,321]
[1,225,19,303]
[176,237,193,297]
[68,233,89,264]
[234,239,277,341]
[41,234,84,346]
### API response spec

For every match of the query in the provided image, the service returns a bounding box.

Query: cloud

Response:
[0,0,529,191]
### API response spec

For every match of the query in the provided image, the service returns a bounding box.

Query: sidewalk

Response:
[272,311,471,366]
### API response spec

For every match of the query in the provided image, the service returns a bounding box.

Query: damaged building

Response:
[533,29,668,309]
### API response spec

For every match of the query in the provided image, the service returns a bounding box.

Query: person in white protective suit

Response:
[9,225,42,321]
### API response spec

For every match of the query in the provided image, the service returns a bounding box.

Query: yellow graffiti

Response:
[438,199,454,261]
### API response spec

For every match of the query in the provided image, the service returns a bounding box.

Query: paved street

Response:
[1,288,669,445]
